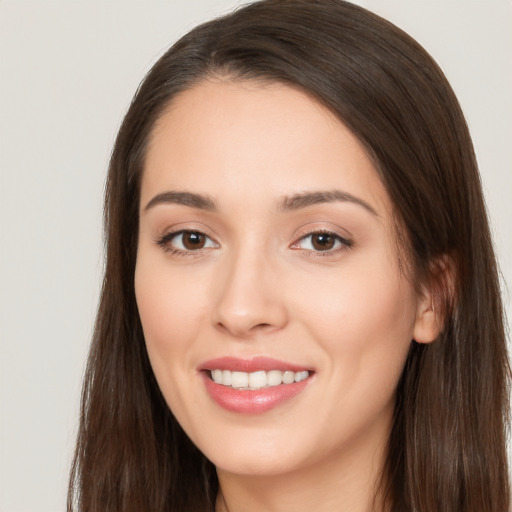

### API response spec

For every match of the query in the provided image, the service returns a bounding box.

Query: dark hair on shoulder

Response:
[68,1,510,510]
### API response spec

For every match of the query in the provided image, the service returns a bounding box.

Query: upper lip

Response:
[199,356,312,373]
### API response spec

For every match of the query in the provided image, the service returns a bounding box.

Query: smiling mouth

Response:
[208,369,311,390]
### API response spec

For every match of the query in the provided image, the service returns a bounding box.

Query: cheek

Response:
[295,255,416,392]
[134,258,214,426]
[135,255,209,340]
[134,257,210,390]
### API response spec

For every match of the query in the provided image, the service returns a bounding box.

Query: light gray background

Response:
[1,1,510,511]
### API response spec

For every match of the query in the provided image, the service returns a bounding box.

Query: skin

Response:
[135,79,439,512]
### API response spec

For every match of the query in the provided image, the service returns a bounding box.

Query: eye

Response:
[292,231,352,252]
[157,230,218,253]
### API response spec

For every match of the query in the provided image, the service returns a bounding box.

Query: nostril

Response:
[253,322,272,330]
[215,320,277,338]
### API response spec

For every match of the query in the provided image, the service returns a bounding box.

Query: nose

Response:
[211,248,289,338]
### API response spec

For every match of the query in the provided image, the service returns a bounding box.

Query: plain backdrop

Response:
[0,1,510,511]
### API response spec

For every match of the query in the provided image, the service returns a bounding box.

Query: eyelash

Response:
[291,229,353,257]
[156,230,218,256]
[155,229,353,257]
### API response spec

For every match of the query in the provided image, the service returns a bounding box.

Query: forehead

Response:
[142,79,392,218]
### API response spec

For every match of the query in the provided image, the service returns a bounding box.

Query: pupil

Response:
[183,232,205,250]
[312,234,334,251]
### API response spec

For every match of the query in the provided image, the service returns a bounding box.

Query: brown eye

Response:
[311,233,335,251]
[182,231,206,250]
[157,230,218,253]
[293,231,352,253]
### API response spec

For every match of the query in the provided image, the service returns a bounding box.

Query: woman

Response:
[68,1,510,511]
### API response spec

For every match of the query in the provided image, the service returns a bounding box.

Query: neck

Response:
[215,422,390,512]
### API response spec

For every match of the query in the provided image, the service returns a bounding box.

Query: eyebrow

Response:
[144,191,216,212]
[143,189,378,216]
[278,190,378,216]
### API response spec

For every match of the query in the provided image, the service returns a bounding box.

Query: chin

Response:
[187,421,312,477]
[211,448,306,477]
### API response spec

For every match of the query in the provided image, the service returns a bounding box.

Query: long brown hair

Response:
[68,1,510,510]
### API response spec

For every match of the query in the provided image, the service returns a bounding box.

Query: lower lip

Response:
[202,373,311,414]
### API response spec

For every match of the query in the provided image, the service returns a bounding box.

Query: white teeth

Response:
[248,370,267,388]
[222,369,232,386]
[282,371,295,384]
[295,370,309,382]
[231,371,249,388]
[267,370,283,387]
[209,369,310,389]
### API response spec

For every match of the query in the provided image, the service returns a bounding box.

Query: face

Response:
[135,80,430,478]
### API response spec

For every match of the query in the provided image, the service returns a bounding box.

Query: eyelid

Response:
[153,223,352,257]
[155,227,219,255]
[290,226,353,254]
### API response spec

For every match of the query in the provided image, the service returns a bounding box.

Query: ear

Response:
[412,294,441,344]
[413,254,455,344]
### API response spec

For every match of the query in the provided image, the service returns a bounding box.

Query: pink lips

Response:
[199,357,313,414]
[200,356,311,373]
